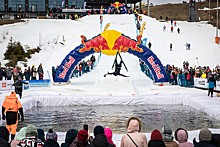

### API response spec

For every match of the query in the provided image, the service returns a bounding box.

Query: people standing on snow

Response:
[171,19,173,25]
[207,74,216,97]
[148,42,152,49]
[37,63,44,80]
[187,43,191,50]
[137,21,141,32]
[2,91,24,141]
[163,25,166,31]
[12,76,28,99]
[177,28,180,34]
[174,21,177,26]
[52,66,56,82]
[6,67,13,80]
[170,43,172,51]
[171,26,174,33]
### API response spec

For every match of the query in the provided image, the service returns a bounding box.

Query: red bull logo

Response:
[79,35,110,53]
[112,35,143,52]
[147,56,164,79]
[59,56,75,79]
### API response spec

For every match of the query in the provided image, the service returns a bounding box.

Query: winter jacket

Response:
[164,141,178,147]
[0,69,2,77]
[17,137,44,147]
[208,77,216,88]
[121,119,148,147]
[177,129,193,147]
[87,134,115,147]
[37,66,44,74]
[0,126,10,147]
[6,69,13,77]
[13,80,28,88]
[44,139,60,147]
[210,134,220,147]
[161,125,178,147]
[148,139,166,147]
[104,128,116,147]
[194,141,216,147]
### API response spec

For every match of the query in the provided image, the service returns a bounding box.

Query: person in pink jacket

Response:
[104,128,116,147]
[120,116,148,147]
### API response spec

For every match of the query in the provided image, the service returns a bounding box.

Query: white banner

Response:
[0,80,14,90]
[194,77,220,91]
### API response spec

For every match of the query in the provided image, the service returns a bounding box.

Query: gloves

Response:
[21,117,24,122]
[2,114,5,120]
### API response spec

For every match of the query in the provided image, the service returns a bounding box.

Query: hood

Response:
[151,129,162,141]
[177,130,188,143]
[65,129,78,143]
[0,126,9,141]
[6,91,18,99]
[93,134,109,147]
[16,127,27,141]
[127,119,140,133]
[161,125,174,142]
[104,128,113,140]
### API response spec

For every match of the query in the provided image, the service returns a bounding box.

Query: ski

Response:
[112,51,119,70]
[118,52,128,72]
[140,22,146,37]
[104,23,111,32]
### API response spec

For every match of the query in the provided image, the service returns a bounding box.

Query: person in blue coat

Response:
[207,75,216,97]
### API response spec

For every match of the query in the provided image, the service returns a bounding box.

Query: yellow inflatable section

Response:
[101,30,122,55]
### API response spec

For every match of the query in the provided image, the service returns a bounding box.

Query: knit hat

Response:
[16,127,27,141]
[94,126,104,136]
[37,129,45,141]
[199,128,212,142]
[46,129,58,141]
[78,130,88,141]
[151,129,163,141]
[26,124,38,137]
[65,129,78,143]
[161,125,174,142]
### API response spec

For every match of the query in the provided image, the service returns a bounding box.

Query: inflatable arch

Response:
[106,2,128,14]
[55,30,168,84]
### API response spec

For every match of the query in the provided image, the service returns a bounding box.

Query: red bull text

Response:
[147,56,164,79]
[112,35,143,52]
[79,35,110,53]
[59,56,75,79]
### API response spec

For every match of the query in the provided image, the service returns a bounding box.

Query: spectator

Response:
[171,26,173,33]
[187,43,191,50]
[170,43,172,51]
[148,129,166,147]
[12,76,28,99]
[88,125,114,147]
[37,129,45,142]
[61,129,78,147]
[121,116,148,147]
[13,65,18,82]
[0,126,10,147]
[32,68,37,80]
[104,128,116,147]
[17,124,44,146]
[11,127,26,147]
[174,21,177,26]
[175,128,193,147]
[171,19,173,25]
[24,69,30,80]
[44,129,59,147]
[148,42,152,49]
[177,28,180,34]
[52,66,56,82]
[0,67,3,80]
[207,74,216,97]
[72,129,89,147]
[161,125,178,147]
[193,128,216,147]
[163,25,166,31]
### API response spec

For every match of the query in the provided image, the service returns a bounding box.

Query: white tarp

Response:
[194,77,220,91]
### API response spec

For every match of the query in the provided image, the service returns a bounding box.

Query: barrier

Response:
[23,79,50,90]
[194,77,220,91]
[0,80,14,90]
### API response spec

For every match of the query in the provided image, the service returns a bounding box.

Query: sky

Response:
[145,0,187,5]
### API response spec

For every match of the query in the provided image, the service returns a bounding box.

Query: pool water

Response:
[17,104,220,134]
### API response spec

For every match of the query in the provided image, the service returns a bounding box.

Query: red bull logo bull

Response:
[147,56,164,79]
[79,35,110,53]
[112,35,143,52]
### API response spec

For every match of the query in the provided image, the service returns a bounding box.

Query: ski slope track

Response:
[0,14,220,124]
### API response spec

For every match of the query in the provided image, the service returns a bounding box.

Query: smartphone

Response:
[83,124,88,132]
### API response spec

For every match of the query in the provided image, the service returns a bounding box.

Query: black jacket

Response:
[87,134,115,147]
[210,134,220,147]
[0,126,10,147]
[148,139,166,147]
[44,139,60,147]
[194,141,216,147]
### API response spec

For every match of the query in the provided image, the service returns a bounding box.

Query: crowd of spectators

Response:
[0,63,44,82]
[1,116,220,147]
[139,60,220,87]
[52,55,96,81]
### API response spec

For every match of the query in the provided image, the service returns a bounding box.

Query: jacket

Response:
[0,126,10,147]
[104,128,116,147]
[44,139,60,147]
[87,134,115,147]
[176,129,193,147]
[194,141,216,147]
[148,139,166,147]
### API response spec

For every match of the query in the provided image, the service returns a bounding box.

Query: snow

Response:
[0,14,220,145]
